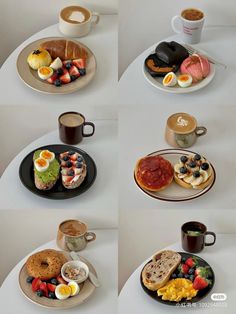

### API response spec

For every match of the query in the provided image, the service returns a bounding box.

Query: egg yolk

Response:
[164,74,173,84]
[70,284,77,295]
[36,158,47,167]
[39,67,51,75]
[179,75,189,82]
[41,150,53,159]
[59,285,71,295]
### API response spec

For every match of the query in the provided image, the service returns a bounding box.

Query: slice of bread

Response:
[142,250,181,291]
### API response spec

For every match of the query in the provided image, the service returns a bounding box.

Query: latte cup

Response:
[57,219,96,252]
[59,6,100,37]
[165,113,207,148]
[181,221,216,253]
[171,8,205,44]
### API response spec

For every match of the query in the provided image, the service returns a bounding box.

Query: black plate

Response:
[140,252,215,306]
[19,144,97,200]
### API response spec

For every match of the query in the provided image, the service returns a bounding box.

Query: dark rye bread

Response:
[142,250,181,291]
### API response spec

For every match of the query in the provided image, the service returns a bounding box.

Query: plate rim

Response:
[134,148,216,202]
[19,144,97,200]
[16,36,97,95]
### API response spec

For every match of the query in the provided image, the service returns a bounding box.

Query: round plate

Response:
[140,252,215,306]
[19,144,97,200]
[134,148,216,202]
[17,37,96,94]
[143,47,215,94]
[19,252,97,309]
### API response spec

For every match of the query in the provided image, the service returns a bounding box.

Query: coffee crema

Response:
[60,6,91,24]
[59,113,84,127]
[167,113,197,134]
[181,9,204,21]
[60,220,87,236]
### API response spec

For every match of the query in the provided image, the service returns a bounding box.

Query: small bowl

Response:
[61,260,89,284]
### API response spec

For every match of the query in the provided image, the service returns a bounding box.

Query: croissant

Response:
[40,40,88,60]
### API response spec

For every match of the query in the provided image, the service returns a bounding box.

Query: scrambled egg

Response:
[157,279,198,302]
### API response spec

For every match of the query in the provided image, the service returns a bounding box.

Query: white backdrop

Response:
[119,0,236,77]
[0,0,117,66]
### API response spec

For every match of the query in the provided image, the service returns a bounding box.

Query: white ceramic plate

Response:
[143,47,215,94]
[134,149,216,202]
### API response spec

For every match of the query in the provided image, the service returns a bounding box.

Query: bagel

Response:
[174,169,214,190]
[155,41,189,66]
[26,249,68,280]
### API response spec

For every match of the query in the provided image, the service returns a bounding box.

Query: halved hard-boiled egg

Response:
[68,281,80,296]
[177,74,193,88]
[50,57,63,70]
[39,150,55,162]
[34,158,49,172]
[162,72,177,87]
[37,66,53,80]
[55,284,71,300]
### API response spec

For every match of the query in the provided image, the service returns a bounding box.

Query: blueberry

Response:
[180,167,187,174]
[180,156,188,163]
[56,68,63,75]
[79,68,86,76]
[201,162,209,171]
[48,291,56,299]
[178,273,184,278]
[68,169,74,176]
[188,161,196,168]
[54,79,61,87]
[68,151,75,155]
[193,171,200,178]
[50,278,58,285]
[171,273,177,279]
[182,257,186,263]
[26,276,34,284]
[189,275,194,282]
[36,290,44,297]
[77,156,83,162]
[194,154,201,161]
[76,162,83,168]
[63,155,69,161]
[188,268,195,275]
[65,62,72,70]
[66,161,73,168]
[70,75,78,81]
[184,274,190,279]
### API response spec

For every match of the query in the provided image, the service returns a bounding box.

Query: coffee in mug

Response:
[57,219,96,252]
[165,113,207,148]
[171,8,205,44]
[59,6,100,37]
[181,221,216,253]
[59,112,95,145]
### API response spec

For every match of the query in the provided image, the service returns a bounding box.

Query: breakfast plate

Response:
[19,252,97,309]
[140,252,215,306]
[17,37,96,94]
[19,144,97,199]
[134,148,216,202]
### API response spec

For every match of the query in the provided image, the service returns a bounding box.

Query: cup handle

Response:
[82,122,95,137]
[91,12,100,25]
[85,232,96,243]
[171,15,182,34]
[195,126,207,137]
[205,231,216,246]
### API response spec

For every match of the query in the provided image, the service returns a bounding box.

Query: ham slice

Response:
[180,54,210,83]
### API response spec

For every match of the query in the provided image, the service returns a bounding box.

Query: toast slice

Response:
[142,250,181,291]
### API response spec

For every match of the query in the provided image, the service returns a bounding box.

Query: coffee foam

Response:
[60,220,86,236]
[61,6,91,24]
[60,113,84,127]
[167,113,196,134]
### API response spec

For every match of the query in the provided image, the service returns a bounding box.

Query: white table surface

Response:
[119,234,235,314]
[0,119,117,219]
[119,26,236,107]
[119,103,236,209]
[0,15,117,107]
[0,229,117,314]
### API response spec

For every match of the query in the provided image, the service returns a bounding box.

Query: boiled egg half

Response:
[39,150,55,163]
[177,74,193,88]
[68,281,80,296]
[34,158,49,172]
[37,66,53,80]
[162,72,177,87]
[55,284,71,300]
[50,57,63,70]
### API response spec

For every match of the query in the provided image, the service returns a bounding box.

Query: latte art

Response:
[177,116,189,127]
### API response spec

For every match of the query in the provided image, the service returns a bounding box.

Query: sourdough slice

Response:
[142,250,181,291]
[62,166,87,189]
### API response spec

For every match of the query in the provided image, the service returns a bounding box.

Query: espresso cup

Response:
[57,219,96,252]
[181,221,216,253]
[59,112,95,145]
[171,8,205,44]
[59,6,100,37]
[165,113,207,148]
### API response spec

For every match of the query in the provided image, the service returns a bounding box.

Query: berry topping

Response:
[76,162,83,168]
[201,162,209,171]
[178,273,184,278]
[68,169,75,176]
[77,156,83,162]
[48,291,56,299]
[185,257,198,268]
[79,68,86,76]
[32,278,42,292]
[50,278,58,285]
[26,276,34,284]
[54,79,61,87]
[184,274,190,279]
[189,275,194,282]
[56,68,63,75]
[188,161,197,168]
[194,154,201,161]
[36,290,44,297]
[66,161,73,168]
[62,155,69,161]
[180,156,188,163]
[180,167,188,174]
[171,273,177,279]
[188,268,195,275]
[193,171,200,178]
[68,151,75,155]
[70,75,78,81]
[65,62,72,70]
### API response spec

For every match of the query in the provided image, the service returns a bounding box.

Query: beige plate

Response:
[16,37,97,94]
[19,251,97,309]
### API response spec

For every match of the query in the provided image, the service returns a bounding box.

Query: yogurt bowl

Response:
[61,260,89,284]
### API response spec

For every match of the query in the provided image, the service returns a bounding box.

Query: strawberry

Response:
[60,69,71,84]
[69,65,80,77]
[72,58,86,69]
[39,282,49,297]
[193,275,211,290]
[178,263,189,274]
[47,283,56,292]
[185,257,198,268]
[47,73,58,84]
[57,275,67,285]
[63,175,73,183]
[195,266,212,278]
[62,60,72,66]
[32,278,42,292]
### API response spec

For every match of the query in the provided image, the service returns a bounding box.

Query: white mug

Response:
[171,8,205,44]
[59,6,100,38]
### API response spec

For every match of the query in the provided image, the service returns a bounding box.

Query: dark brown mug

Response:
[181,221,216,253]
[59,111,95,145]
